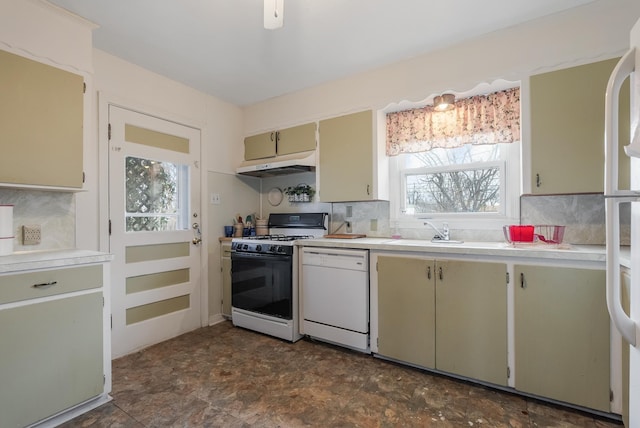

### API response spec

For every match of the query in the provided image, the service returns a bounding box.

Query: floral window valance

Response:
[386,87,521,156]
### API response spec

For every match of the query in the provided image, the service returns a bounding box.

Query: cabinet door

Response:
[0,293,103,428]
[277,123,316,155]
[514,265,610,411]
[319,110,374,202]
[221,243,232,317]
[0,49,84,188]
[377,256,435,368]
[530,58,630,194]
[435,260,507,385]
[244,131,277,160]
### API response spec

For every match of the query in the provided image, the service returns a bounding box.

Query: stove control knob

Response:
[269,245,277,252]
[256,245,262,252]
[242,244,248,250]
[277,246,284,253]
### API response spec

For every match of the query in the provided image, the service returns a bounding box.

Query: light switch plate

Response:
[210,193,221,205]
[23,224,41,245]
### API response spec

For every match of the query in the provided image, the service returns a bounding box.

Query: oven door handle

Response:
[231,251,292,262]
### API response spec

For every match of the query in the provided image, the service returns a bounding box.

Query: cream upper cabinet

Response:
[319,110,387,202]
[0,49,84,189]
[530,58,630,194]
[276,123,316,155]
[244,123,316,161]
[244,131,277,160]
[376,255,507,385]
[514,265,610,411]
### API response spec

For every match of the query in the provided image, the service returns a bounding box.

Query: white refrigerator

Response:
[605,16,640,428]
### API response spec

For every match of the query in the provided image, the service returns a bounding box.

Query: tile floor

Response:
[62,321,622,427]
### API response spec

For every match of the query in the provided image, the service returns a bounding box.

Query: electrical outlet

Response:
[370,219,378,231]
[346,221,352,233]
[346,205,353,218]
[23,224,41,245]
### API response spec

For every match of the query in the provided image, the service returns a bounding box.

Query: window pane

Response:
[125,156,188,232]
[406,167,501,214]
[402,144,500,168]
[400,143,503,215]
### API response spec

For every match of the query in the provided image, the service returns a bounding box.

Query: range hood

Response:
[236,150,316,177]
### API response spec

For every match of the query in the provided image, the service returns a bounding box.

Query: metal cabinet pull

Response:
[438,266,443,281]
[520,272,526,289]
[426,266,431,280]
[536,173,542,188]
[33,281,57,288]
[366,184,370,195]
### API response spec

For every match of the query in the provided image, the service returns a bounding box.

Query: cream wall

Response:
[91,50,256,323]
[243,0,640,132]
[0,0,258,322]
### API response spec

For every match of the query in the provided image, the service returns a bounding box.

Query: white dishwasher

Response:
[301,247,369,352]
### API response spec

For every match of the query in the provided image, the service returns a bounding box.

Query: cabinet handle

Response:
[366,184,370,195]
[33,281,58,288]
[536,173,541,188]
[438,266,443,281]
[426,266,431,280]
[270,132,276,142]
[520,273,526,289]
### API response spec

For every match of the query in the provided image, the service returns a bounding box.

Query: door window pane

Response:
[125,156,188,232]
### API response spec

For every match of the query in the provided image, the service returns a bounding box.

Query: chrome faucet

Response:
[422,220,450,241]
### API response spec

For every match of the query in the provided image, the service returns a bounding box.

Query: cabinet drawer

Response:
[0,265,102,304]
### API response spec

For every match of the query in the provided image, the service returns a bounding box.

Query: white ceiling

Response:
[48,0,597,106]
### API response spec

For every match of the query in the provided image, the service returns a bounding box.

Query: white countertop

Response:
[0,249,113,274]
[298,238,630,266]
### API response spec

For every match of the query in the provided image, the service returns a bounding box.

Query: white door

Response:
[109,106,202,358]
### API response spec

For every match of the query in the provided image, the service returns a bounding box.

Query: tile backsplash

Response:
[0,189,75,252]
[520,193,627,245]
[260,172,616,244]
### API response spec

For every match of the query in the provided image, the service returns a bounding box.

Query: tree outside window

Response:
[401,144,503,215]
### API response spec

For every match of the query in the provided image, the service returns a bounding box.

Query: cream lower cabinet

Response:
[0,263,108,428]
[514,265,610,412]
[377,255,507,385]
[435,259,508,385]
[378,256,436,368]
[221,241,232,317]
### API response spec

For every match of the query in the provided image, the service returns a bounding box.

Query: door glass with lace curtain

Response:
[125,156,189,232]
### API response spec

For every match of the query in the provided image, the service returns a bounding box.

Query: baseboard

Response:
[208,313,226,326]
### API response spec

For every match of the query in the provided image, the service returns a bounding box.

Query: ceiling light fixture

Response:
[433,93,455,111]
[264,0,284,30]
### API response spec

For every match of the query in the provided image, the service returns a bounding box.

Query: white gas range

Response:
[230,212,327,342]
